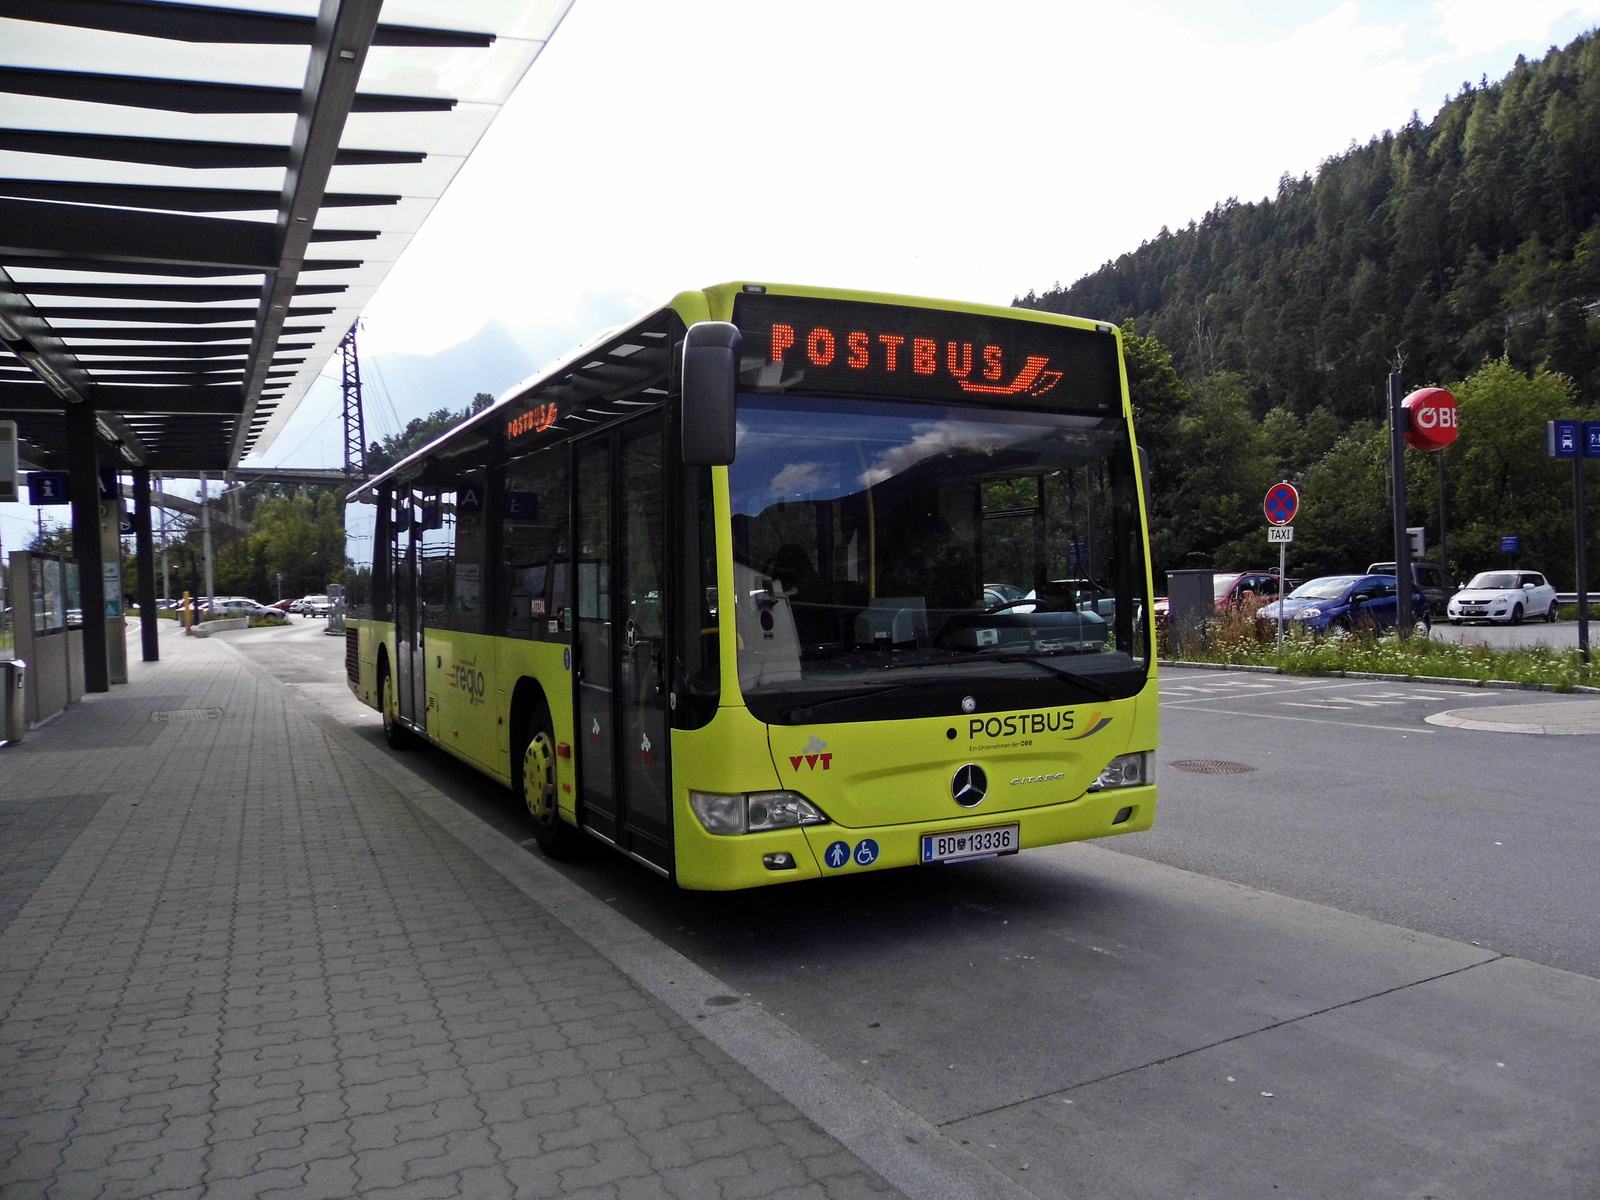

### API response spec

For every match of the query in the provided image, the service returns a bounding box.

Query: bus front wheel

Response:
[380,669,412,749]
[523,717,585,860]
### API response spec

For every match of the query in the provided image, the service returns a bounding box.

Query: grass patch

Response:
[248,615,288,628]
[1163,604,1596,690]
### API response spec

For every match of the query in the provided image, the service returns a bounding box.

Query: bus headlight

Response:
[690,790,829,835]
[1090,752,1148,791]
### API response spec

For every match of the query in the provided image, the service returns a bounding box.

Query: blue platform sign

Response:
[1500,535,1520,554]
[823,840,851,870]
[26,470,70,505]
[1587,421,1600,459]
[1548,419,1580,458]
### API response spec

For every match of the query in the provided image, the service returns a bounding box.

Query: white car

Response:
[1447,571,1559,625]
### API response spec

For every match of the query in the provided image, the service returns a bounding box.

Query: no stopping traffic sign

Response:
[1264,482,1299,526]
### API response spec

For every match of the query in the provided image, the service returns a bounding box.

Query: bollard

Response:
[0,658,26,746]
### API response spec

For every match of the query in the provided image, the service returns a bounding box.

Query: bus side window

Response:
[451,472,486,633]
[499,444,570,642]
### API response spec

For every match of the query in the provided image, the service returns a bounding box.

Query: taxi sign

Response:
[1264,482,1299,526]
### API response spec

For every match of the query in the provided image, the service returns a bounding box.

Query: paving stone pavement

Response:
[0,629,900,1200]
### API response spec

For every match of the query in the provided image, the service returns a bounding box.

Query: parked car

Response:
[266,598,295,612]
[1446,571,1559,625]
[1367,561,1451,616]
[291,594,333,616]
[1257,574,1431,635]
[1153,570,1298,623]
[206,598,281,619]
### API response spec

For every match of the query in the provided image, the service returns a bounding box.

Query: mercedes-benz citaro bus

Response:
[343,284,1157,889]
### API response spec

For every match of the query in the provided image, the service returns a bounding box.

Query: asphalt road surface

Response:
[224,622,1600,1200]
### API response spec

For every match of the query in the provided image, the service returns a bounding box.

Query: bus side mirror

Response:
[681,321,741,465]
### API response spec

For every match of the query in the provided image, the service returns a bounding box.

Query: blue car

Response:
[1257,574,1430,635]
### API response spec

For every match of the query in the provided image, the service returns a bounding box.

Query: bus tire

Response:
[522,714,585,860]
[380,666,412,750]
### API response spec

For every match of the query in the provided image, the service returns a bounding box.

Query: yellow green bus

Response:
[343,283,1157,889]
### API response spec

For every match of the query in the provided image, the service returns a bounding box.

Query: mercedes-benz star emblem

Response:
[961,695,977,713]
[951,763,988,808]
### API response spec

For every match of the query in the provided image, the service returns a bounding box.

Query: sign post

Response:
[1264,482,1299,653]
[1547,419,1595,664]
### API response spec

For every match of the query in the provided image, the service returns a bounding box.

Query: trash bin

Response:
[0,658,25,746]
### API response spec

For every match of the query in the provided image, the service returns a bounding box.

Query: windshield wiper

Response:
[780,683,916,723]
[920,650,1120,700]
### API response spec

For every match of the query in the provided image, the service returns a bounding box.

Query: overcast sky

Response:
[7,0,1600,548]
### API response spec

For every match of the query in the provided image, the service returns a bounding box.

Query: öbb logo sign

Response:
[1402,388,1458,453]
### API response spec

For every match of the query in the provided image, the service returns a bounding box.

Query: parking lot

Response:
[210,621,1600,1199]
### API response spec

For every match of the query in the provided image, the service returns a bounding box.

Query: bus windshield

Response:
[728,394,1147,710]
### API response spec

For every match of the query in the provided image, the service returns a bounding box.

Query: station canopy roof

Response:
[0,0,570,473]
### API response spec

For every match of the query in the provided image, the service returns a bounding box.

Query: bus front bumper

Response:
[672,785,1156,890]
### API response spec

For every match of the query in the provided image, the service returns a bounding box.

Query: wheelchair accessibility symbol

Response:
[853,839,879,866]
[824,841,850,869]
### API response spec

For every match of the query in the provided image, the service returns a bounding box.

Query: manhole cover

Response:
[151,708,225,723]
[1169,759,1257,774]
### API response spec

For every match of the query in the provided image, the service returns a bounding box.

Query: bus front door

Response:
[573,415,671,873]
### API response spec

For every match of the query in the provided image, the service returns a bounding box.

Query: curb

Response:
[1157,658,1600,695]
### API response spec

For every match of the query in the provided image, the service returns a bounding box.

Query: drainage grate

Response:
[1169,759,1257,774]
[151,708,225,723]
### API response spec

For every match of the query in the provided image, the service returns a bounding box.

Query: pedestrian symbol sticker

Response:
[824,841,850,869]
[853,839,879,866]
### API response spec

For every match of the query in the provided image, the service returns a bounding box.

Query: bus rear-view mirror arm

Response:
[681,321,741,465]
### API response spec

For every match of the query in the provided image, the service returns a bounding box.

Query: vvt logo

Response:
[788,735,833,771]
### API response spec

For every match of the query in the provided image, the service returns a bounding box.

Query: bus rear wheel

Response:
[380,668,412,749]
[522,717,585,860]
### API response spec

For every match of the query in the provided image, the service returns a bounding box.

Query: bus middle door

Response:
[394,491,425,731]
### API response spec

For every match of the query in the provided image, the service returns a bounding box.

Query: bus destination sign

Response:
[732,293,1121,412]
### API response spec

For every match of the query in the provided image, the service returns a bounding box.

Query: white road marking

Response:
[1169,706,1437,734]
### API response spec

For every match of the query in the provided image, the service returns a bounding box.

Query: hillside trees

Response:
[1022,32,1600,419]
[1024,32,1600,591]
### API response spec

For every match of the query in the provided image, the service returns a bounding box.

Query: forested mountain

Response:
[1020,31,1600,587]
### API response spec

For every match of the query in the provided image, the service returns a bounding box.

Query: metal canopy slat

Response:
[0,66,456,114]
[0,127,425,169]
[38,306,333,323]
[49,325,323,341]
[0,0,495,48]
[16,283,345,301]
[0,179,399,212]
[0,197,278,271]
